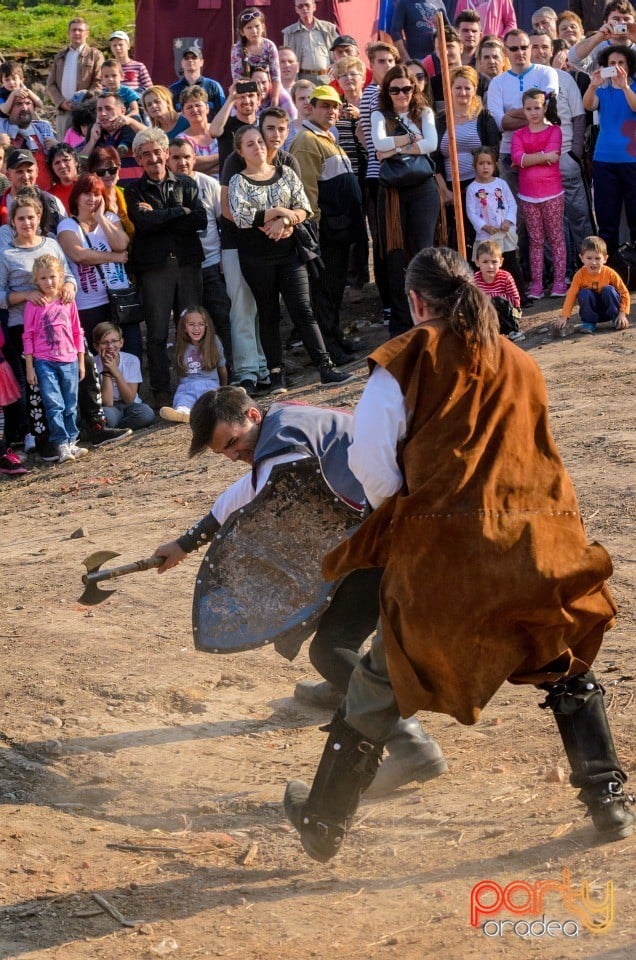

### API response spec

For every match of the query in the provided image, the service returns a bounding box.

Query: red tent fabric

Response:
[134,0,380,91]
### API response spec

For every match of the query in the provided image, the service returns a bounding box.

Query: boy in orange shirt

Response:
[554,236,630,335]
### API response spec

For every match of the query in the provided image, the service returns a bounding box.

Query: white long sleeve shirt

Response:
[348,366,409,509]
[371,107,437,156]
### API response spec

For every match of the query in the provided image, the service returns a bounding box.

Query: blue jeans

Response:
[34,358,79,446]
[578,286,621,327]
[103,400,155,430]
[221,248,268,384]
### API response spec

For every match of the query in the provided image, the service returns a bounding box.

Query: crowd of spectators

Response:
[0,0,634,477]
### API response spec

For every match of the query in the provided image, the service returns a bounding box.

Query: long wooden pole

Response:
[435,11,466,259]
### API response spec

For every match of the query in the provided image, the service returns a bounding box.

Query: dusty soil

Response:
[1,293,634,960]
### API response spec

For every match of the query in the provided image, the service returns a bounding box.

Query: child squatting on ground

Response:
[22,254,87,464]
[93,321,155,430]
[554,236,631,335]
[160,306,228,425]
[473,239,525,342]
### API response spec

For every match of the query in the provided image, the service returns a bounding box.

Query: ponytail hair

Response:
[521,87,561,125]
[405,247,501,368]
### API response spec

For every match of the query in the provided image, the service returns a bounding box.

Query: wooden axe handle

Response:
[82,556,163,585]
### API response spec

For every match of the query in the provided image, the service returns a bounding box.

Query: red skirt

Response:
[0,356,20,407]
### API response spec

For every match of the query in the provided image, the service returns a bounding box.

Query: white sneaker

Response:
[57,443,75,463]
[69,443,89,459]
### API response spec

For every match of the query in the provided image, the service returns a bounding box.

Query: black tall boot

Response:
[284,710,385,862]
[540,671,634,841]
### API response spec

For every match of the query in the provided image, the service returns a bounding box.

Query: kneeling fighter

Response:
[152,386,447,797]
[284,247,634,862]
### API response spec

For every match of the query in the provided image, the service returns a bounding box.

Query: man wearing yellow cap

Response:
[289,86,366,364]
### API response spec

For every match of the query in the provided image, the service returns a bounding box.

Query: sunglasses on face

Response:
[240,10,261,23]
[389,84,413,95]
[413,72,426,81]
[95,166,119,177]
[506,44,530,52]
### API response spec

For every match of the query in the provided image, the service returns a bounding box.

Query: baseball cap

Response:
[311,85,342,104]
[183,45,203,57]
[6,149,36,169]
[331,35,357,51]
[109,30,129,42]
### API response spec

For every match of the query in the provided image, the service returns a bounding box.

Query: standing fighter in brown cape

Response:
[284,246,634,862]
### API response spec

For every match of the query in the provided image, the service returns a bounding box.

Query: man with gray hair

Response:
[531,6,559,36]
[124,128,207,408]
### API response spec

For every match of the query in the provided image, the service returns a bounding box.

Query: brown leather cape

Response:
[323,322,617,725]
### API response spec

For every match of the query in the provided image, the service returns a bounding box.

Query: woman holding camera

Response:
[582,44,636,252]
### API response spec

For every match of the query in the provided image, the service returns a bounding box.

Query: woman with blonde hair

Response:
[141,85,189,138]
[434,66,500,251]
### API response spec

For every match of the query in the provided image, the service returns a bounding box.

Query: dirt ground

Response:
[1,292,634,960]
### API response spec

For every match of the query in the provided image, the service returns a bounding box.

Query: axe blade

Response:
[79,581,116,606]
[79,551,120,606]
[83,550,121,574]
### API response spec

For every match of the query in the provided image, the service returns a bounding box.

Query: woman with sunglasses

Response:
[87,146,133,239]
[47,145,79,213]
[371,65,439,337]
[141,85,189,139]
[57,173,141,359]
[434,66,500,252]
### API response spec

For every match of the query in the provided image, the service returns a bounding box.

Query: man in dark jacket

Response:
[125,128,207,407]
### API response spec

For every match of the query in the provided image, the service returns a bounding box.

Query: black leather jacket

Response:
[124,170,207,272]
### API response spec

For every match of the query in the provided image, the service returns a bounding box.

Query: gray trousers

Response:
[343,622,401,742]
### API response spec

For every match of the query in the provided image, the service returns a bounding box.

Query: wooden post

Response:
[435,11,466,259]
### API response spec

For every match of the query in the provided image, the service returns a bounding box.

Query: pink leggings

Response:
[520,194,566,288]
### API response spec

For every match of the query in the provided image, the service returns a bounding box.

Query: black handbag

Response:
[75,219,143,326]
[106,285,144,326]
[378,116,434,189]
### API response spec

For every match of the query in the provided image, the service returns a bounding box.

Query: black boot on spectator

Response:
[36,438,60,462]
[84,421,133,447]
[319,361,353,386]
[152,391,173,412]
[269,369,288,396]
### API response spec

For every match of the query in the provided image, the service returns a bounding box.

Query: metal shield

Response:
[192,458,362,659]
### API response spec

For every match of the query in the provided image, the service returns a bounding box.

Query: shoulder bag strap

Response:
[73,217,111,290]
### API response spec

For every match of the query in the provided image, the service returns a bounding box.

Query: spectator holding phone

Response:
[582,44,636,253]
[568,0,636,75]
[209,81,260,175]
